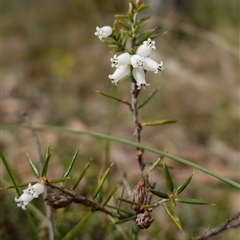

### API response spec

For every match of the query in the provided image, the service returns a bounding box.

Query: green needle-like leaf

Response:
[141,119,177,127]
[63,149,79,177]
[176,198,214,205]
[73,160,91,190]
[136,28,156,46]
[148,156,163,172]
[163,161,174,192]
[176,174,193,195]
[116,197,142,207]
[95,90,131,107]
[27,153,40,178]
[148,188,169,199]
[138,88,159,109]
[49,177,71,184]
[164,204,183,232]
[41,146,52,177]
[103,182,121,207]
[92,163,113,199]
[114,215,136,225]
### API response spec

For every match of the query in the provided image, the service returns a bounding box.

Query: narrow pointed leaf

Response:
[136,28,156,46]
[27,154,40,178]
[163,162,174,192]
[49,177,71,184]
[137,4,150,12]
[116,197,142,207]
[63,149,79,177]
[164,204,183,232]
[138,88,159,109]
[176,174,193,195]
[176,198,214,205]
[115,14,129,19]
[106,204,132,215]
[72,160,91,190]
[92,163,113,199]
[41,146,52,177]
[114,215,136,224]
[95,90,131,107]
[148,156,163,172]
[103,182,121,207]
[138,19,150,29]
[129,0,136,9]
[127,12,134,23]
[141,119,177,127]
[118,20,131,30]
[148,189,169,199]
[5,181,38,189]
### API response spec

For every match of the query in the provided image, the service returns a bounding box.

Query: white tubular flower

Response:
[23,183,45,198]
[94,26,112,40]
[108,65,131,85]
[15,193,34,210]
[15,183,45,210]
[132,68,150,89]
[130,55,145,69]
[143,57,164,74]
[110,52,131,68]
[136,38,156,57]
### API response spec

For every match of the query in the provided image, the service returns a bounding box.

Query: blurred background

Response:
[1,0,239,239]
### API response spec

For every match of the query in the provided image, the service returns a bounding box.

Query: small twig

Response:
[194,211,240,240]
[23,112,55,240]
[47,183,134,220]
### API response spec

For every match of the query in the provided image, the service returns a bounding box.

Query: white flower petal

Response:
[132,68,150,89]
[94,26,112,40]
[110,52,130,68]
[130,55,144,69]
[108,65,130,85]
[32,183,45,196]
[136,38,156,57]
[143,57,164,74]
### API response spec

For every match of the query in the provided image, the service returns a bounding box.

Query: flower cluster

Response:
[15,183,45,210]
[95,26,164,89]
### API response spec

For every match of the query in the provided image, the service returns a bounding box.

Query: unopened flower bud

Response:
[45,193,74,209]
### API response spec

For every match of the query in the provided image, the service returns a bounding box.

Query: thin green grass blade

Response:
[4,125,240,189]
[62,149,79,177]
[72,160,91,190]
[107,216,131,240]
[0,150,21,195]
[61,212,93,240]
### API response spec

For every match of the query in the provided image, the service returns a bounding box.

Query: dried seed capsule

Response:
[136,211,154,229]
[131,179,148,213]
